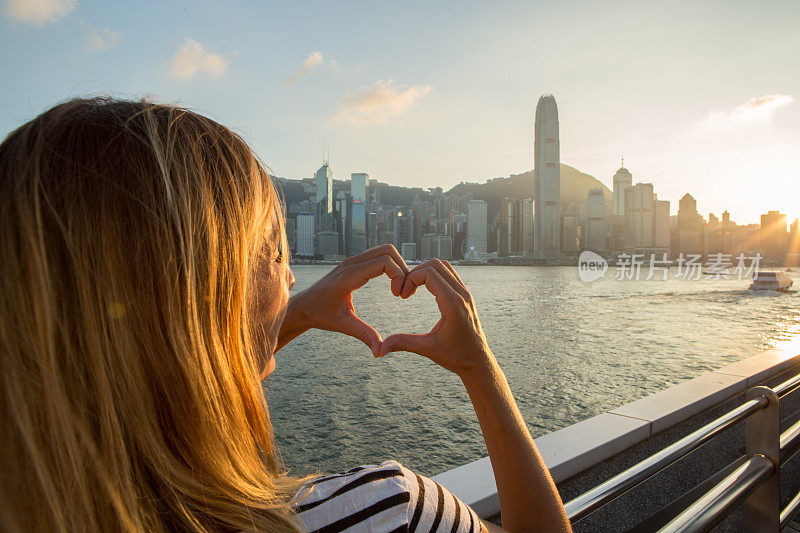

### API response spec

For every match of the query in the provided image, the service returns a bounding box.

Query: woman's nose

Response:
[287,267,295,290]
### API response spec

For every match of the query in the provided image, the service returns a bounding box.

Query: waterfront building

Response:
[316,230,340,259]
[498,198,518,256]
[586,188,607,253]
[349,200,367,255]
[466,200,488,255]
[760,210,788,261]
[654,199,671,251]
[400,242,417,261]
[299,200,315,214]
[367,212,378,248]
[421,233,435,259]
[533,94,561,257]
[562,213,579,254]
[521,198,533,253]
[677,193,704,255]
[315,162,333,214]
[498,197,533,256]
[610,163,632,253]
[350,172,368,203]
[789,219,800,267]
[380,230,395,246]
[624,183,655,253]
[296,213,315,256]
[610,216,625,253]
[285,217,296,252]
[335,191,348,230]
[612,163,632,217]
[431,235,453,259]
[394,210,414,248]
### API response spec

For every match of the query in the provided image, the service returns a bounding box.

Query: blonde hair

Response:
[0,98,303,531]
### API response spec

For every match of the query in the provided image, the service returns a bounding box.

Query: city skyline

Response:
[1,1,798,224]
[286,157,781,233]
[281,150,798,266]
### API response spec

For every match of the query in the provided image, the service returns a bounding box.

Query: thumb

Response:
[379,333,434,357]
[339,316,382,357]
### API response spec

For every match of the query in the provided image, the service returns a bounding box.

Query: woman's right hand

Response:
[379,259,495,379]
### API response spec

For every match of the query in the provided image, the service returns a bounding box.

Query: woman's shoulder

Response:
[292,460,480,532]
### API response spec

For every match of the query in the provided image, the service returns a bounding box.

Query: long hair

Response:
[0,98,303,531]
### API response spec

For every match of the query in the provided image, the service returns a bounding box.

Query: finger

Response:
[401,267,461,314]
[436,260,471,301]
[440,259,467,289]
[379,332,436,357]
[339,315,383,357]
[341,244,409,275]
[342,255,406,295]
[401,259,469,301]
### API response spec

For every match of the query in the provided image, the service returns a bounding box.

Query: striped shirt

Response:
[292,460,482,533]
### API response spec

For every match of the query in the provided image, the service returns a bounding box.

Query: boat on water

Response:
[749,271,793,292]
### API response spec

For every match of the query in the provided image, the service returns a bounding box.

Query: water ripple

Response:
[267,266,800,477]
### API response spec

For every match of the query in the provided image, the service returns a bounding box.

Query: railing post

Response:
[745,386,779,532]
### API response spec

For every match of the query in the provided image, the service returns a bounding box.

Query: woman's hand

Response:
[385,259,572,532]
[379,259,495,379]
[276,245,408,356]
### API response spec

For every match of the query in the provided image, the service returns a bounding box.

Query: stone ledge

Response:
[609,372,747,435]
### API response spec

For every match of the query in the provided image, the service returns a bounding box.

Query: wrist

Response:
[458,350,502,386]
[281,290,314,336]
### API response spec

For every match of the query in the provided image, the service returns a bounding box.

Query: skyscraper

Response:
[296,213,315,256]
[760,210,788,260]
[466,200,488,255]
[677,193,704,255]
[586,188,607,253]
[534,95,561,257]
[610,163,631,253]
[315,162,333,214]
[612,163,632,216]
[350,173,368,203]
[654,199,670,251]
[349,200,367,255]
[499,197,528,256]
[624,183,655,252]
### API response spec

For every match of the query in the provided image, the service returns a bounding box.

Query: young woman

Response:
[0,98,571,532]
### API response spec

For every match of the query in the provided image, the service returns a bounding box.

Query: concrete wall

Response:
[432,348,800,531]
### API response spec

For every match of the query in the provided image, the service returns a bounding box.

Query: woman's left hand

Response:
[276,245,409,356]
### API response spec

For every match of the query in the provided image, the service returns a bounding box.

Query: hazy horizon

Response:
[1,0,798,225]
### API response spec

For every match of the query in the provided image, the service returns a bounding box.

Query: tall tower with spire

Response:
[612,159,632,217]
[315,161,333,214]
[533,94,561,257]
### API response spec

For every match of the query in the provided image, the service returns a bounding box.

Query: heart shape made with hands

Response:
[375,282,442,351]
[340,270,441,357]
[349,262,465,360]
[310,249,465,360]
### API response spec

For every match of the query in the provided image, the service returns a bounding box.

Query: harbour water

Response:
[266,265,800,477]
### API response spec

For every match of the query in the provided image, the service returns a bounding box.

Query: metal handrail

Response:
[564,396,769,521]
[780,418,800,463]
[774,372,800,398]
[781,489,800,529]
[658,454,775,532]
[565,366,800,529]
[779,419,800,528]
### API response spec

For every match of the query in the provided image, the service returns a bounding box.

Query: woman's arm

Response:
[380,260,571,533]
[275,245,409,355]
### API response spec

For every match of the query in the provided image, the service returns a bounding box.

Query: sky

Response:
[1,0,798,225]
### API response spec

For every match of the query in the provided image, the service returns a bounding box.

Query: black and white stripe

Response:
[292,460,480,532]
